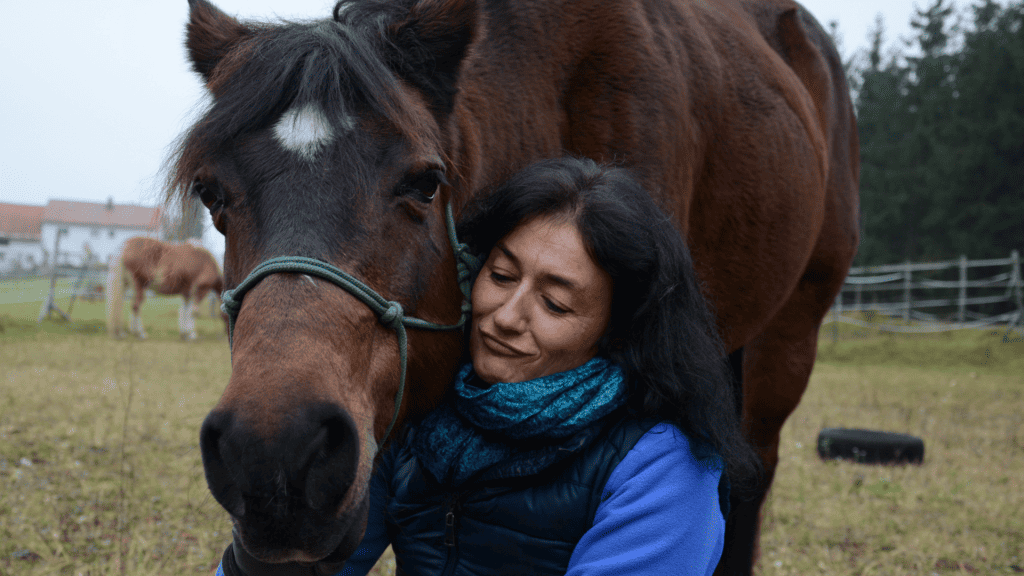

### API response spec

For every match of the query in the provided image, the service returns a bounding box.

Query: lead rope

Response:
[220,202,479,447]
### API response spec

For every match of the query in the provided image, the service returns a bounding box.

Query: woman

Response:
[217,157,758,576]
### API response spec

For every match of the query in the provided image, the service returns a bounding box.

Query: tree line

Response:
[847,0,1023,266]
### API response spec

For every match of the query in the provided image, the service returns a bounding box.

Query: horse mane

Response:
[168,0,427,203]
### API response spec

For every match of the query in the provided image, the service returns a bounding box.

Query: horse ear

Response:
[186,0,251,83]
[391,0,478,116]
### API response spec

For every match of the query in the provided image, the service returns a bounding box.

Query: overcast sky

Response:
[0,1,986,253]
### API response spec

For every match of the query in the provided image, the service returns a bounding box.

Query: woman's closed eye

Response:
[544,298,569,315]
[490,271,514,284]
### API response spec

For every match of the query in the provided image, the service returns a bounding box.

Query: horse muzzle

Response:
[199,402,368,562]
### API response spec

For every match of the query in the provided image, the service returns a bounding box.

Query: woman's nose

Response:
[492,288,527,332]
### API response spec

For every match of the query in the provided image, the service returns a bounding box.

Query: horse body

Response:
[106,236,225,339]
[176,0,857,571]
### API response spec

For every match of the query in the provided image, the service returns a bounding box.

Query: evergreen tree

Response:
[945,0,1024,258]
[855,16,915,264]
[852,0,1024,265]
[900,0,958,262]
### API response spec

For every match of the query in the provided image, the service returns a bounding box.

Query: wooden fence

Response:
[824,250,1023,333]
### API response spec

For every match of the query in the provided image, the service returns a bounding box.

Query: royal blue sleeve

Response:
[334,453,393,576]
[565,423,725,576]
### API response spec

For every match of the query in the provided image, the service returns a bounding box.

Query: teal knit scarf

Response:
[412,356,626,486]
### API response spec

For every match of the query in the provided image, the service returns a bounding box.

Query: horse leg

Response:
[106,253,128,338]
[178,297,187,339]
[131,285,147,339]
[187,298,198,340]
[717,269,841,575]
[180,295,197,340]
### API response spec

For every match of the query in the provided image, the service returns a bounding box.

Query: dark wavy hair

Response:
[457,157,760,487]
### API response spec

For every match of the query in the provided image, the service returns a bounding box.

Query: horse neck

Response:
[445,0,729,218]
[448,0,637,203]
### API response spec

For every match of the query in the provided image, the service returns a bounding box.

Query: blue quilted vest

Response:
[379,413,660,576]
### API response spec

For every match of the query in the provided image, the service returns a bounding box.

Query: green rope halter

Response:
[220,202,479,446]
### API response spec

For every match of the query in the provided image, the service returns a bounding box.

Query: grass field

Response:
[1,277,1022,574]
[765,325,1024,575]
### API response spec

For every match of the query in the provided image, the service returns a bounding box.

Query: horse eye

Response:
[193,181,222,209]
[399,170,444,203]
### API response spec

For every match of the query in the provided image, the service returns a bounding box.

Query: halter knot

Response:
[220,292,242,317]
[380,302,404,329]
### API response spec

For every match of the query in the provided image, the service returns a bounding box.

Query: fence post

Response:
[903,261,912,323]
[37,229,70,322]
[1011,249,1023,328]
[832,289,841,344]
[958,254,968,324]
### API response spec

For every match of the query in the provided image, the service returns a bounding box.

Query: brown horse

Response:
[173,0,858,571]
[106,236,225,340]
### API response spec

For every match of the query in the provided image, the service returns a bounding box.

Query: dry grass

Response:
[762,364,1023,574]
[0,290,396,575]
[1,328,232,574]
[757,327,1024,575]
[1,281,1021,574]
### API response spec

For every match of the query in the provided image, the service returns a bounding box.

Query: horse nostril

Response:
[199,403,360,519]
[301,407,360,511]
[199,411,246,518]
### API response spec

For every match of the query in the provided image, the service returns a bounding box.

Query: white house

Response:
[0,199,162,273]
[39,199,162,266]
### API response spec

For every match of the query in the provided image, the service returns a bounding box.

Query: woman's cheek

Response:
[471,278,500,315]
[532,315,570,351]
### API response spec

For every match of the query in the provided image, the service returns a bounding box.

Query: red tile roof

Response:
[41,200,160,230]
[0,203,44,240]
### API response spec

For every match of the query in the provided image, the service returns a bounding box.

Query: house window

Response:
[91,227,100,237]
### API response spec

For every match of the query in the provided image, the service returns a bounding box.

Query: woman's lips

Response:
[480,332,526,357]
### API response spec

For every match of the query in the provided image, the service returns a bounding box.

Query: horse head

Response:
[175,0,477,563]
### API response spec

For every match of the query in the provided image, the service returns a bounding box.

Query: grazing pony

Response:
[106,236,224,340]
[173,0,858,572]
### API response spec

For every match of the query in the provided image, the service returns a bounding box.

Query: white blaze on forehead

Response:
[273,103,347,160]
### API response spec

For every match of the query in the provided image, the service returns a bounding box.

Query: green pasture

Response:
[1,276,1022,574]
[0,276,226,340]
[764,324,1024,575]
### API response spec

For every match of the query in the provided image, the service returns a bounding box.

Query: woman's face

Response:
[469,215,613,384]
